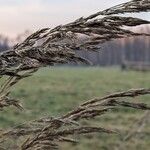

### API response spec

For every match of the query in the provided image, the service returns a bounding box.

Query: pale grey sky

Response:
[0,0,149,38]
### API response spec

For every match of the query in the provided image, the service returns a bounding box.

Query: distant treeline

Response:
[78,36,150,66]
[0,30,31,52]
[0,26,150,66]
[78,25,150,66]
[0,35,9,51]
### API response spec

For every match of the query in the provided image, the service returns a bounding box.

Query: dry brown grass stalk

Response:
[0,0,149,110]
[0,89,149,149]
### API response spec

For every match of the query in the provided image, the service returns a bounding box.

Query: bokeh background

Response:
[0,0,150,150]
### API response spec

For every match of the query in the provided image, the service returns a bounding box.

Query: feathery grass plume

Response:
[0,1,150,76]
[0,89,149,149]
[87,0,150,19]
[0,0,150,110]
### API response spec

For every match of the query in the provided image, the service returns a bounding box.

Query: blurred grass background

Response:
[0,67,150,150]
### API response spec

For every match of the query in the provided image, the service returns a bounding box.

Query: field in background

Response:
[0,67,150,150]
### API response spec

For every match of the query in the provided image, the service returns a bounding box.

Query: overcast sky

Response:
[0,0,149,38]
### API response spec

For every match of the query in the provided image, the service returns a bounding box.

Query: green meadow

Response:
[0,67,150,150]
